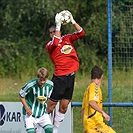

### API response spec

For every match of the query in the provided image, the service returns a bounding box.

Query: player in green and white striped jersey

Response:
[19,67,53,133]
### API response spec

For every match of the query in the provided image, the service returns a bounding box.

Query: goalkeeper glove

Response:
[66,10,76,24]
[55,13,62,31]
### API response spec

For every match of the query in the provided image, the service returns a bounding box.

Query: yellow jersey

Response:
[82,82,103,130]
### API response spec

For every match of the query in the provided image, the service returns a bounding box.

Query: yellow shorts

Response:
[84,123,116,133]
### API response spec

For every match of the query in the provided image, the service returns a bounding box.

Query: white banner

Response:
[0,102,72,133]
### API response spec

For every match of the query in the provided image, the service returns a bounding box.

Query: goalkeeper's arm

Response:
[73,22,83,32]
[66,10,82,32]
[55,13,62,38]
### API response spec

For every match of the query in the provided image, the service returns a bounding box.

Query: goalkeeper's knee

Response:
[44,124,53,133]
[27,128,35,133]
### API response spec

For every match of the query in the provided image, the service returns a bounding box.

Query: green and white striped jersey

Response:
[19,78,53,118]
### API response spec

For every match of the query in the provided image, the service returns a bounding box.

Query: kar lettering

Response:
[5,112,21,122]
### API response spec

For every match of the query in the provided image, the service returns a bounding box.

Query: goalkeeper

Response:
[46,10,85,133]
[81,66,116,133]
[19,67,53,133]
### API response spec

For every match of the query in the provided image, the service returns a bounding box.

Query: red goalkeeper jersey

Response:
[46,29,85,76]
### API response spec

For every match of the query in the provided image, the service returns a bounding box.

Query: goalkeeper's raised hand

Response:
[66,10,76,24]
[55,13,62,31]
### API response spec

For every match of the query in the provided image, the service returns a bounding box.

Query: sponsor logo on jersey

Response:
[37,96,46,104]
[61,45,72,54]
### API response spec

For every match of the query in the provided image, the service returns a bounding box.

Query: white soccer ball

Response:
[59,10,71,25]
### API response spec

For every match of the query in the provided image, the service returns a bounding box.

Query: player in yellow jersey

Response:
[81,66,116,133]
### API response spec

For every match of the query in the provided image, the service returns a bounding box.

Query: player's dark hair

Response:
[49,25,56,29]
[37,67,49,79]
[91,65,103,79]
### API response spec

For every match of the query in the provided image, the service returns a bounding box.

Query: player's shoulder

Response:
[62,33,72,38]
[26,78,37,86]
[46,79,53,86]
[83,88,89,96]
[62,34,72,42]
[46,41,52,46]
[89,82,99,91]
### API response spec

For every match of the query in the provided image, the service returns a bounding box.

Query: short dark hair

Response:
[91,65,103,79]
[49,25,56,30]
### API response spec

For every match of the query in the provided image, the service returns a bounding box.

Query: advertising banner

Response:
[0,102,72,133]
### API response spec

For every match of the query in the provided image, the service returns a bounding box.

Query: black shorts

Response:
[50,73,75,102]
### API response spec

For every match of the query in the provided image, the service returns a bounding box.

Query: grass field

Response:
[0,70,133,133]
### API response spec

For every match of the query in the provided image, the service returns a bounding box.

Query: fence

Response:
[109,0,133,132]
[73,1,133,133]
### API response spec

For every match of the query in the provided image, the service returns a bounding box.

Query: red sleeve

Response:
[69,28,85,43]
[46,36,60,54]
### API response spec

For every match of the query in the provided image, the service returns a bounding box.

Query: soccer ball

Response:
[59,10,71,25]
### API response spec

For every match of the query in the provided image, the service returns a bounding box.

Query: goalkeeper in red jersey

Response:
[81,66,116,133]
[46,10,85,133]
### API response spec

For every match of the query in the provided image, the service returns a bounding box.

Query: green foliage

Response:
[0,39,20,76]
[0,0,132,78]
[0,38,55,78]
[76,44,98,74]
[0,2,133,132]
[0,0,106,77]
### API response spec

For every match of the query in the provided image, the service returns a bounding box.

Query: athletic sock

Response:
[53,111,65,133]
[53,126,58,133]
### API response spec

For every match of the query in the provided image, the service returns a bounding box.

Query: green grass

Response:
[0,75,32,101]
[0,70,133,133]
